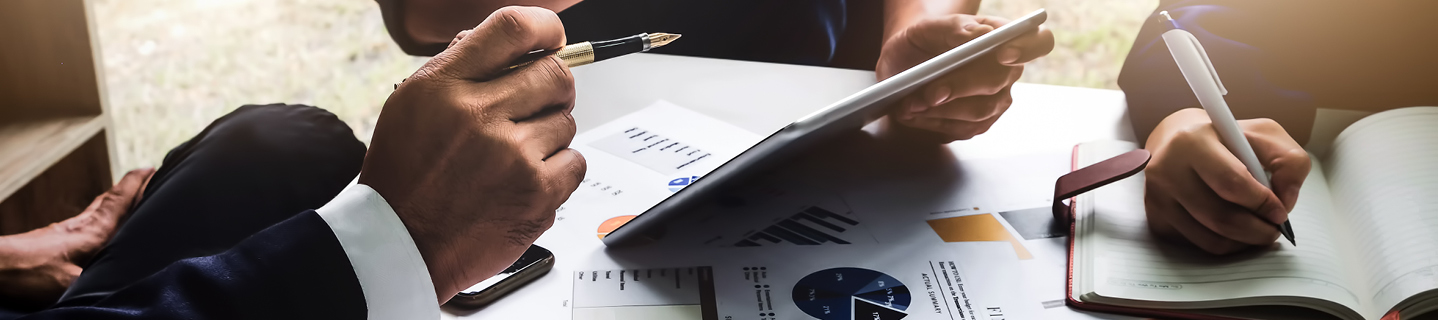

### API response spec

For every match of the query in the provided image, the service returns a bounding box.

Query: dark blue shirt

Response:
[558,0,881,69]
[1119,1,1438,144]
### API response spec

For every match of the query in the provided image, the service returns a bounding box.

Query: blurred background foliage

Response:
[92,0,1157,171]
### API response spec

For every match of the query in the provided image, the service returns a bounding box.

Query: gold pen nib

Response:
[648,33,681,49]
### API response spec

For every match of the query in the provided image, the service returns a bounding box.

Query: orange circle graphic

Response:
[596,215,637,239]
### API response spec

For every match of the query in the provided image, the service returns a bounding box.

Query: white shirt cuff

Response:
[316,183,439,319]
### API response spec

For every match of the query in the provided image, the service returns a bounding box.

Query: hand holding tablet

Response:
[602,9,1050,246]
[878,13,1055,141]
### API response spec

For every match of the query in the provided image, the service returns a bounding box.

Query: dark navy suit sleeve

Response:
[20,211,367,320]
[1118,3,1316,145]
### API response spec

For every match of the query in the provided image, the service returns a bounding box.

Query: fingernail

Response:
[999,47,1021,64]
[1266,205,1288,224]
[963,24,980,31]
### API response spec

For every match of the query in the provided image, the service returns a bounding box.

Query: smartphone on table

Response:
[444,244,554,308]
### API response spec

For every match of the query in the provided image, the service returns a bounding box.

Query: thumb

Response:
[1265,150,1310,212]
[994,25,1054,65]
[426,6,566,81]
[1249,138,1311,213]
[84,168,155,219]
[1239,118,1310,212]
[112,168,154,200]
[901,15,995,55]
[447,29,472,49]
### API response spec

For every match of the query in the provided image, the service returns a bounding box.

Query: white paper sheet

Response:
[446,101,1133,320]
[570,241,1038,320]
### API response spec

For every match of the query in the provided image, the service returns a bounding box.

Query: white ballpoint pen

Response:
[1158,10,1295,245]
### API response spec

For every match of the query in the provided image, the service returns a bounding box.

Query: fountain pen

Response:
[396,33,679,89]
[508,32,682,69]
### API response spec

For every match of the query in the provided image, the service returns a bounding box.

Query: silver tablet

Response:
[602,9,1048,246]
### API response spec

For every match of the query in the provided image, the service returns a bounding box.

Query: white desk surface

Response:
[570,53,1135,157]
[444,53,1136,319]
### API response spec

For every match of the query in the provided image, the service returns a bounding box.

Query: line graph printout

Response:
[590,127,714,175]
[581,101,762,178]
[568,101,761,205]
[549,101,764,240]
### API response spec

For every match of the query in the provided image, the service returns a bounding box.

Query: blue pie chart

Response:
[792,267,910,320]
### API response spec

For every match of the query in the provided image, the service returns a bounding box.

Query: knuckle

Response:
[533,57,575,93]
[569,152,588,184]
[985,93,1013,119]
[1281,147,1312,168]
[502,132,529,156]
[978,78,1008,96]
[1172,125,1209,145]
[971,123,993,137]
[492,7,537,45]
[1284,146,1310,160]
[1248,118,1282,131]
[452,86,491,115]
[1293,152,1313,172]
[954,121,993,140]
[561,111,578,136]
[572,151,588,173]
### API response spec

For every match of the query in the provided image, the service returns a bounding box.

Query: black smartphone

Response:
[444,244,554,308]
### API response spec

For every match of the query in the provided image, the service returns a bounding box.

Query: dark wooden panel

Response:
[0,132,111,235]
[0,0,104,120]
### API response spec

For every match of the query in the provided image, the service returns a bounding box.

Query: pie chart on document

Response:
[667,175,700,192]
[596,215,636,239]
[793,267,911,320]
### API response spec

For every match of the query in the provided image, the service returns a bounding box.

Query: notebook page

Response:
[1083,145,1366,318]
[1324,107,1438,315]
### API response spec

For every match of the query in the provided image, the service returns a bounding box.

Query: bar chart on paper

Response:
[926,213,1033,260]
[733,206,864,247]
[572,267,719,320]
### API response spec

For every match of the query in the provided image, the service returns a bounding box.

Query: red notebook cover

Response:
[1058,144,1404,320]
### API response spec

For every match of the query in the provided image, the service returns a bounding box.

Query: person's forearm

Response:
[397,0,582,51]
[882,0,979,41]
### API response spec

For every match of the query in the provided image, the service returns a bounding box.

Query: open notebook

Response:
[1068,107,1438,320]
